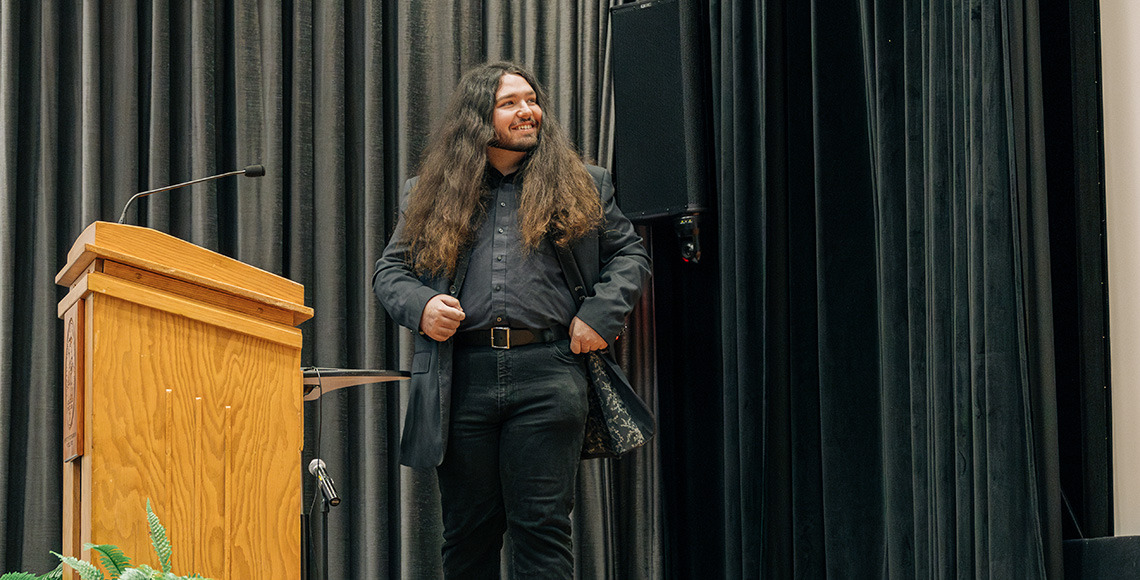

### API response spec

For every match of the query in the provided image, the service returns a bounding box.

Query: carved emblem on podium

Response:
[63,306,83,462]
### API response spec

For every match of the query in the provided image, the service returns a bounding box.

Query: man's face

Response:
[490,74,542,153]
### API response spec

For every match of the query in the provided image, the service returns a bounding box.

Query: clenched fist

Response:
[569,316,607,354]
[420,294,465,341]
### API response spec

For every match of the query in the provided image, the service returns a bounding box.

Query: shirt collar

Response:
[485,159,527,188]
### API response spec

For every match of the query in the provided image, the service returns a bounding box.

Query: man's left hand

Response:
[569,316,608,354]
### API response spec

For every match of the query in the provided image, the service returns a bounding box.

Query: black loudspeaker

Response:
[611,0,710,222]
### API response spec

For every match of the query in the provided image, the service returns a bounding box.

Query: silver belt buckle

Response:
[491,327,510,349]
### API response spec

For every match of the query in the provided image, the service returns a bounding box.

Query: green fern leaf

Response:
[82,543,131,578]
[51,552,104,580]
[0,563,63,580]
[132,564,162,578]
[144,500,172,574]
[119,565,158,578]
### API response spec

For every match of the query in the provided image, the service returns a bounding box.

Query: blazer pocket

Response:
[412,351,431,374]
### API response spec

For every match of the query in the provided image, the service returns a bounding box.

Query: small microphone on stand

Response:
[117,164,266,225]
[308,458,341,507]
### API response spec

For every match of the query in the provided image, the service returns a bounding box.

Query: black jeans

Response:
[437,339,589,579]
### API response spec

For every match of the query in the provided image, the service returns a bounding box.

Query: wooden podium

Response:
[55,221,313,579]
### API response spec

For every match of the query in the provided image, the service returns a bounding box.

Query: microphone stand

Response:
[306,457,341,580]
[301,491,337,580]
[116,165,265,224]
[300,512,309,580]
[320,494,331,580]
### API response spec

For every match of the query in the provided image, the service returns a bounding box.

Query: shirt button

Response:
[500,202,506,207]
[496,317,503,323]
[497,255,503,261]
[497,227,504,234]
[494,285,502,291]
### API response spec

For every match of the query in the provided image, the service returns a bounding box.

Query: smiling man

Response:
[373,62,651,578]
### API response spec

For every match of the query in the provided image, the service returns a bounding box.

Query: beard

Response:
[490,132,539,153]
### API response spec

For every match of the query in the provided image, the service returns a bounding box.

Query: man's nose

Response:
[517,102,531,116]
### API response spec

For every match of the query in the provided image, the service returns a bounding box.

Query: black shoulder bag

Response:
[553,244,656,459]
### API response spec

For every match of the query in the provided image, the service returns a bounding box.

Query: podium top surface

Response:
[56,221,312,324]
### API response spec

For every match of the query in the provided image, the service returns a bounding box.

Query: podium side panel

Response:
[62,299,84,565]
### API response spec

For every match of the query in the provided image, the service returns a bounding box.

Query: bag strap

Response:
[451,246,472,295]
[554,166,604,303]
[553,244,588,304]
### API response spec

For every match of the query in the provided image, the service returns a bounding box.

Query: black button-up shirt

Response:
[458,168,577,331]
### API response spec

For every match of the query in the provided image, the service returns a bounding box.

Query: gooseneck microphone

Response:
[308,458,342,507]
[116,164,266,225]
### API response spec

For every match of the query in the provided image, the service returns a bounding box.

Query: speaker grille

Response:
[611,0,709,220]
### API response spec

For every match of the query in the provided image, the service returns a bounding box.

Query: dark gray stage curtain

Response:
[0,1,659,578]
[713,0,1061,577]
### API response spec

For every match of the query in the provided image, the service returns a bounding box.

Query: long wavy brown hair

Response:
[401,62,603,277]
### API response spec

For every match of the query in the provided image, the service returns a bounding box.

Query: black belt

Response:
[454,326,568,349]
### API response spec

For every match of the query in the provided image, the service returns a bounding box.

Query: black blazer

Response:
[372,165,652,468]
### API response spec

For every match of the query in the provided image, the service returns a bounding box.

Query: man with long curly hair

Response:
[373,61,651,578]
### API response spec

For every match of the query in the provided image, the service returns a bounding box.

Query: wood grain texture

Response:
[56,223,307,579]
[62,461,81,579]
[55,221,312,325]
[57,260,102,318]
[57,273,89,319]
[85,272,302,348]
[102,261,297,326]
[83,292,302,578]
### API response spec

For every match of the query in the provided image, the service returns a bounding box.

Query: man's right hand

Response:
[420,294,465,342]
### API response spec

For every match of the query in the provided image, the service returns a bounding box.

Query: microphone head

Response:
[308,458,326,476]
[243,164,266,177]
